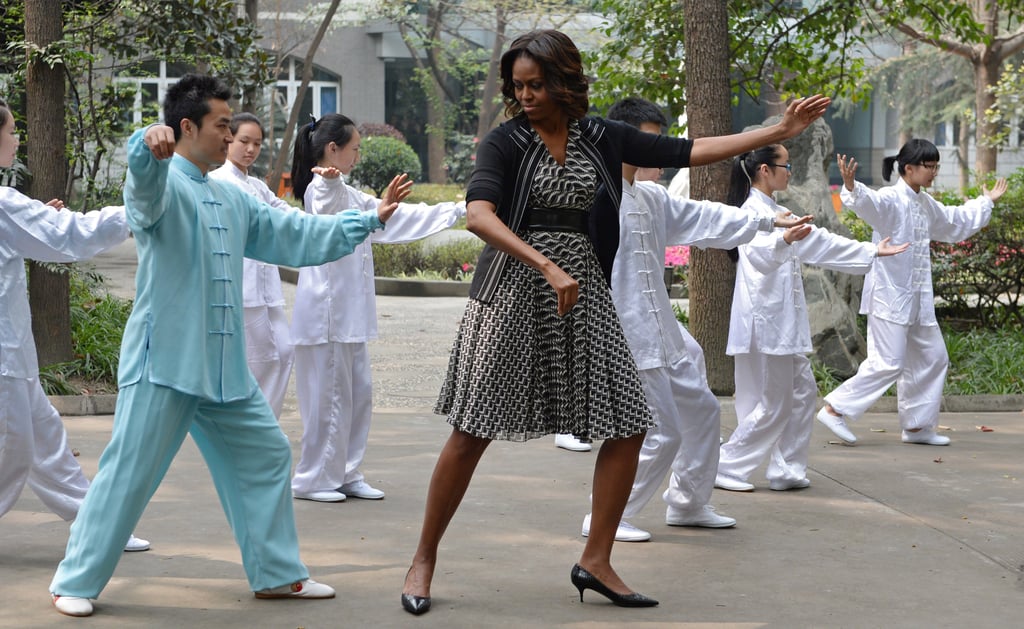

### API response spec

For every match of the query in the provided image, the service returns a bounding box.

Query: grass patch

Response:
[372,237,483,281]
[39,268,132,396]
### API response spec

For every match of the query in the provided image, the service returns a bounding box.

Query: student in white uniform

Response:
[0,97,148,552]
[580,98,812,541]
[289,114,465,503]
[209,113,295,418]
[816,141,1006,446]
[716,144,909,492]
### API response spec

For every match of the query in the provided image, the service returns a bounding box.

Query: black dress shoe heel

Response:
[570,564,658,608]
[401,592,431,615]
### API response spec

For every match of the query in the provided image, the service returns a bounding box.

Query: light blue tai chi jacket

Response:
[120,127,384,402]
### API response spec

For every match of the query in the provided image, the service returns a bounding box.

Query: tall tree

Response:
[267,0,342,192]
[682,0,736,394]
[24,0,72,365]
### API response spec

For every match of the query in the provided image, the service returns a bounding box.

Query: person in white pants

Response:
[209,113,296,418]
[580,98,812,541]
[817,142,1006,446]
[716,143,909,493]
[0,98,148,553]
[289,114,465,503]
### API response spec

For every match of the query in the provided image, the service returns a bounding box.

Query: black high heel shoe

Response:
[401,592,431,615]
[570,564,659,608]
[402,567,432,615]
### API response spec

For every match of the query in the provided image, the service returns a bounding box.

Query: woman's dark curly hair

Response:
[499,30,589,120]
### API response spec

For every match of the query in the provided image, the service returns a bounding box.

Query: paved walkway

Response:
[2,240,1023,627]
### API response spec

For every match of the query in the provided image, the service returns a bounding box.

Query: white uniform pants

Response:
[718,352,816,483]
[624,327,721,519]
[50,379,307,597]
[824,316,947,430]
[0,376,87,521]
[291,342,372,494]
[243,305,294,419]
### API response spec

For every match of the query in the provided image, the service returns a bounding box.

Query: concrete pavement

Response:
[2,239,1023,627]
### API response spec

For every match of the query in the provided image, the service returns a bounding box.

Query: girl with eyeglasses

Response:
[716,144,909,493]
[817,139,1007,446]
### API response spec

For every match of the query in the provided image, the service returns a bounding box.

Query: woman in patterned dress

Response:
[401,29,831,615]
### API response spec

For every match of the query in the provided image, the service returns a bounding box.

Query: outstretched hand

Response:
[45,198,65,210]
[774,211,813,229]
[377,173,413,223]
[876,236,910,257]
[782,223,813,244]
[836,153,858,191]
[983,178,1008,202]
[143,124,176,160]
[311,165,343,179]
[777,94,831,138]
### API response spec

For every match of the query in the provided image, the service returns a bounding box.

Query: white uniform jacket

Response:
[0,187,128,378]
[612,179,775,371]
[727,189,877,357]
[841,179,992,326]
[291,175,466,344]
[209,162,295,308]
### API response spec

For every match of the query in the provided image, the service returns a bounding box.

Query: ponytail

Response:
[727,144,781,207]
[290,113,358,206]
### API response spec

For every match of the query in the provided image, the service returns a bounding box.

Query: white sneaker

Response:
[901,429,951,446]
[339,480,385,500]
[293,490,347,502]
[666,505,736,528]
[124,534,151,552]
[254,578,336,599]
[580,513,651,542]
[768,477,811,491]
[52,595,93,617]
[816,407,857,444]
[714,474,755,492]
[555,434,592,452]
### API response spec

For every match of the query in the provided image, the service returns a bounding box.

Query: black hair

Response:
[230,112,264,137]
[727,145,784,207]
[163,74,232,141]
[290,113,357,204]
[500,30,589,120]
[606,97,668,130]
[0,98,9,129]
[881,138,940,182]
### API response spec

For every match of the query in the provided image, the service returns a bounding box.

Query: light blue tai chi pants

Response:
[50,378,308,597]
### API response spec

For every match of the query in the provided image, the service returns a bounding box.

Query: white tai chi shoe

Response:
[293,490,347,502]
[901,428,950,446]
[666,504,736,528]
[768,477,811,491]
[124,534,151,552]
[714,474,755,492]
[554,434,592,452]
[254,579,336,599]
[339,480,385,500]
[581,513,651,542]
[816,407,857,444]
[52,595,93,617]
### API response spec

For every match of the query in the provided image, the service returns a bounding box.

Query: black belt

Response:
[526,208,589,233]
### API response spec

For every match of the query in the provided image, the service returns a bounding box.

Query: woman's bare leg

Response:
[578,432,646,594]
[403,428,491,598]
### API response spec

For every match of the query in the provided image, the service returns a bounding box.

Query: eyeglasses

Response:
[917,162,940,172]
[768,163,792,172]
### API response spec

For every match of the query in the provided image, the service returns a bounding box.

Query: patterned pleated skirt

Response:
[434,228,654,442]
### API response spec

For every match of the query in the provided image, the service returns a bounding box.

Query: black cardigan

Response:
[465,115,693,302]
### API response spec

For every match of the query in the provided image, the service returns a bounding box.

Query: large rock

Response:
[748,116,866,377]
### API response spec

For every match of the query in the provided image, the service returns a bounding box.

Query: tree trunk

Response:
[25,0,72,367]
[973,53,999,177]
[958,114,970,193]
[683,0,735,394]
[474,5,507,140]
[242,0,259,113]
[268,0,341,193]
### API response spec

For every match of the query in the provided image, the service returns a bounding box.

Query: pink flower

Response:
[664,245,690,267]
[461,262,473,272]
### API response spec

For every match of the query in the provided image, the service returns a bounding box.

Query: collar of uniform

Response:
[172,154,209,183]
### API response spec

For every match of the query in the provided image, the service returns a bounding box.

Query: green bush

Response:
[930,171,1024,327]
[406,183,465,206]
[351,136,423,196]
[372,237,483,281]
[39,268,132,395]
